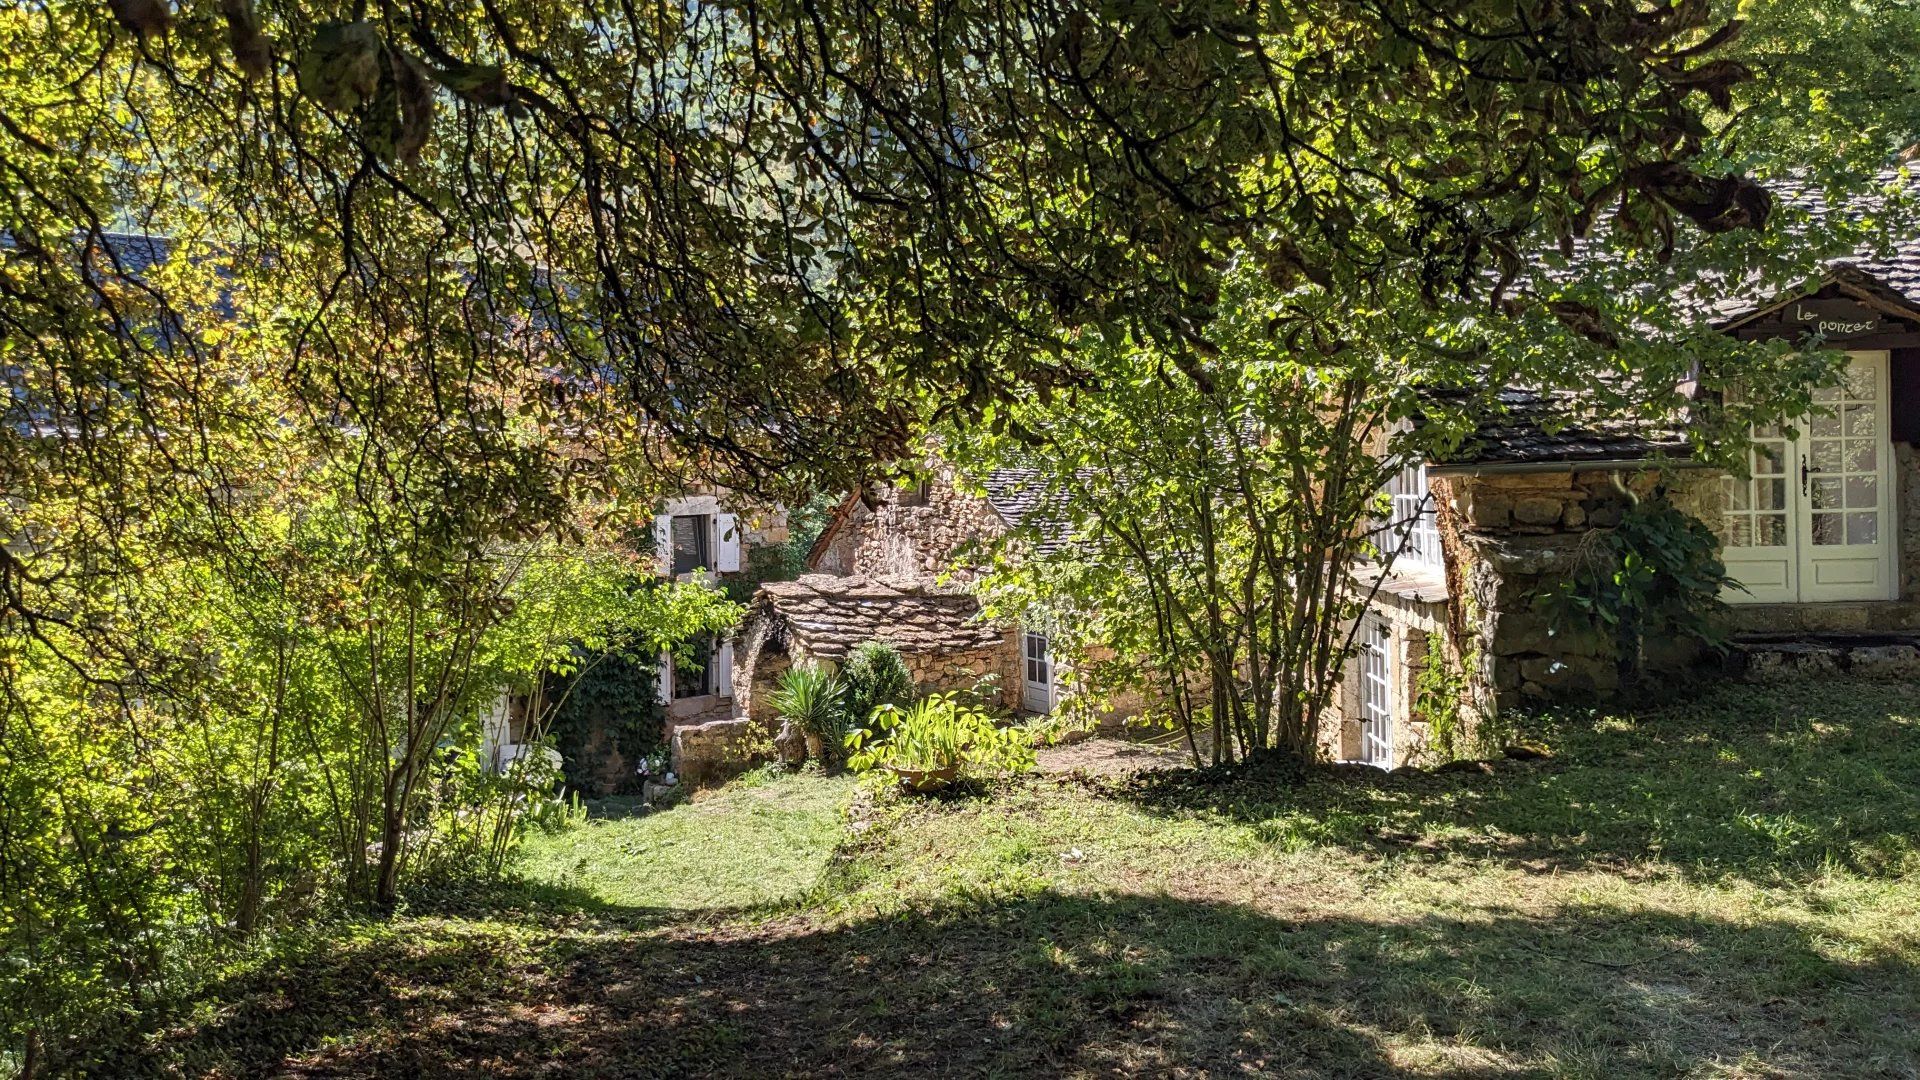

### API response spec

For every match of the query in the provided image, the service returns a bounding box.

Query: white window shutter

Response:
[714,639,734,699]
[652,514,673,576]
[715,512,741,572]
[657,650,673,704]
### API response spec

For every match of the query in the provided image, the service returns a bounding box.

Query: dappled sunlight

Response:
[100,889,1919,1078]
[1101,679,1920,886]
[85,682,1920,1076]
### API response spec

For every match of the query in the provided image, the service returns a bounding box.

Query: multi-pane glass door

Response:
[1359,622,1393,769]
[1723,352,1894,604]
[1022,632,1053,714]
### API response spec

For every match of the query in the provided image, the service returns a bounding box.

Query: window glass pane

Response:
[1813,441,1843,471]
[1843,441,1877,472]
[1844,362,1878,399]
[1812,476,1844,510]
[1847,512,1880,545]
[1758,478,1787,511]
[1724,516,1752,547]
[674,636,712,698]
[1812,383,1841,403]
[1846,403,1876,438]
[1757,515,1788,546]
[1724,480,1749,512]
[1810,411,1842,437]
[1754,442,1787,474]
[1812,513,1844,546]
[671,514,709,575]
[1846,475,1878,510]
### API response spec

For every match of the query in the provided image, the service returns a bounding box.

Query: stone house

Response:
[1329,258,1920,769]
[731,469,1080,733]
[775,257,1920,774]
[482,490,790,792]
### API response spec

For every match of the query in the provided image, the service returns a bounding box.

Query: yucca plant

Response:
[770,663,851,763]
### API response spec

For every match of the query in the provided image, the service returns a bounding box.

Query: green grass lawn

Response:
[97,680,1920,1078]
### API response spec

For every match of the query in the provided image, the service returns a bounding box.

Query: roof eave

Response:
[1426,454,1712,477]
[1714,265,1920,334]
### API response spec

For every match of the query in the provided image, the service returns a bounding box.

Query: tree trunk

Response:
[374,803,404,910]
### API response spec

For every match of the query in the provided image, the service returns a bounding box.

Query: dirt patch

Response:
[1034,732,1188,776]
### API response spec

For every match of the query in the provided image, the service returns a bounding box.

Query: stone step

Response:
[1728,633,1920,681]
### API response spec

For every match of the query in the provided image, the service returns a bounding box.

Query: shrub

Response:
[770,663,851,762]
[842,640,916,725]
[845,692,1036,790]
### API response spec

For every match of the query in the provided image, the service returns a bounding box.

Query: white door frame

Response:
[1358,621,1394,769]
[1022,631,1053,714]
[1724,351,1897,605]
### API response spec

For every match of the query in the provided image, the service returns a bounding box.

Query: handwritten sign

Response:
[1789,300,1884,339]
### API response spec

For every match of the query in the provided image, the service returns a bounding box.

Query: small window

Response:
[897,478,932,508]
[673,635,713,700]
[1382,461,1441,569]
[671,514,711,575]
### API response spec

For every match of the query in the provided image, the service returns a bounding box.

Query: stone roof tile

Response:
[755,574,1003,661]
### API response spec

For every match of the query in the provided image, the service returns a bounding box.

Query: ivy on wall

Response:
[547,650,666,795]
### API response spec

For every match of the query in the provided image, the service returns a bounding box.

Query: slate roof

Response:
[1437,172,1920,469]
[1427,388,1694,470]
[755,574,1004,661]
[980,468,1076,555]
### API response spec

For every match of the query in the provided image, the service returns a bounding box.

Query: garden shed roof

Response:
[754,574,1004,661]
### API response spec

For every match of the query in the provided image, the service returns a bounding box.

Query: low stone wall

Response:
[1448,467,1719,711]
[1736,639,1920,680]
[670,717,765,787]
[902,636,1021,711]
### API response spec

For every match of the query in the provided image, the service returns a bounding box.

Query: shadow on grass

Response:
[1108,679,1920,883]
[90,887,1917,1078]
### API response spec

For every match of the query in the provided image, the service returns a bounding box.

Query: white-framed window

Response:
[658,635,734,701]
[652,501,741,577]
[1382,460,1442,570]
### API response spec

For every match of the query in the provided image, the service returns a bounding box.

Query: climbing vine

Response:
[547,650,667,795]
[1412,633,1478,763]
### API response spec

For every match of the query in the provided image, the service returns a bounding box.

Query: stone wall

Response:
[813,473,1008,587]
[900,635,1023,712]
[1448,467,1719,711]
[670,717,761,787]
[806,472,1158,721]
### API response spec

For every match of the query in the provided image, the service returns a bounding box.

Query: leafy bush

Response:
[1541,494,1732,682]
[842,640,916,726]
[845,692,1036,789]
[770,663,851,762]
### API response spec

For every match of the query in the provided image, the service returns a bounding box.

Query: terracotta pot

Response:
[888,763,959,792]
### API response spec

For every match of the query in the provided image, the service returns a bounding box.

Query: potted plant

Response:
[845,692,1035,792]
